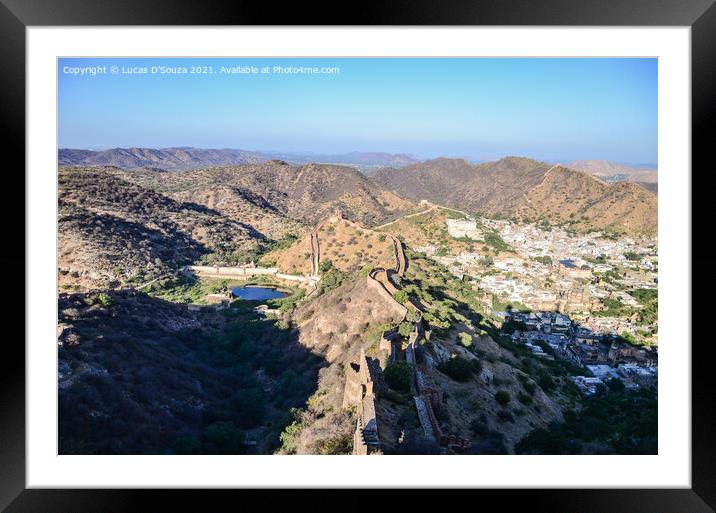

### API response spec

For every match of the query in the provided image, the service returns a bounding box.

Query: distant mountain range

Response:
[566,159,658,184]
[58,148,657,189]
[373,157,657,235]
[58,147,421,172]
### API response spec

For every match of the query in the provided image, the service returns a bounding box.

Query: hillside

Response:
[279,250,570,454]
[263,214,398,275]
[58,167,262,290]
[279,275,409,454]
[57,214,655,455]
[58,289,323,454]
[378,206,497,258]
[114,161,415,227]
[373,157,657,235]
[59,147,266,170]
[168,184,307,241]
[516,166,658,234]
[59,147,421,172]
[567,159,658,184]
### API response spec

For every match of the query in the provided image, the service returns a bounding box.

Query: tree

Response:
[438,356,474,382]
[458,332,473,348]
[319,260,335,274]
[280,420,303,454]
[231,388,265,428]
[204,421,245,454]
[172,436,200,455]
[606,377,626,392]
[393,290,408,304]
[398,321,413,338]
[406,309,421,323]
[384,361,413,392]
[494,390,511,406]
[537,369,556,394]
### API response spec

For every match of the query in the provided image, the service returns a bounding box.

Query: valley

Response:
[57,153,658,455]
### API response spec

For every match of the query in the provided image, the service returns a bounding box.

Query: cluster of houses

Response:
[505,310,658,395]
[484,218,656,267]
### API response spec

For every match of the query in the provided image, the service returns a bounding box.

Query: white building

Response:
[446,219,482,239]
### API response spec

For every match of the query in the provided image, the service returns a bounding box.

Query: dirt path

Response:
[374,205,437,230]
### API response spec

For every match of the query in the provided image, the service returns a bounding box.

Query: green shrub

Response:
[398,321,413,338]
[204,421,245,454]
[458,332,473,348]
[495,390,511,406]
[279,420,303,454]
[172,436,200,454]
[384,361,414,392]
[470,419,489,436]
[406,309,421,323]
[438,356,474,382]
[393,290,408,304]
[97,293,113,308]
[537,369,556,394]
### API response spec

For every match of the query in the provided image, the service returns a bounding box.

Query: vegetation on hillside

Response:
[58,290,321,454]
[516,381,657,454]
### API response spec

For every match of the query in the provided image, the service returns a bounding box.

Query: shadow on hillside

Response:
[57,289,326,455]
[179,200,269,241]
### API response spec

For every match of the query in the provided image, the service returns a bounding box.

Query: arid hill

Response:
[567,159,658,184]
[282,251,568,454]
[59,147,266,171]
[263,214,397,275]
[114,161,415,227]
[373,157,657,235]
[58,167,262,290]
[59,147,421,172]
[282,275,408,454]
[378,206,495,257]
[515,166,658,234]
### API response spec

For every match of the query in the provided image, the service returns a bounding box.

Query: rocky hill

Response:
[59,147,266,171]
[515,166,658,234]
[278,249,570,455]
[373,157,657,235]
[115,161,415,227]
[58,167,262,290]
[59,147,421,172]
[281,275,409,454]
[567,159,658,184]
[263,214,398,275]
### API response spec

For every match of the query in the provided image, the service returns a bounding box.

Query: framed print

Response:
[2,0,715,511]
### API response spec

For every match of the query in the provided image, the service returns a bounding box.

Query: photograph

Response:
[56,56,659,456]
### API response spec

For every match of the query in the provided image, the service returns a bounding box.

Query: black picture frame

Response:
[1,1,713,511]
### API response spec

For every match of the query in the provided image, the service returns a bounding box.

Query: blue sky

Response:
[58,57,657,164]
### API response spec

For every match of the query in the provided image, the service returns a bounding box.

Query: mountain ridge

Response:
[566,159,658,184]
[58,147,421,171]
[373,157,657,235]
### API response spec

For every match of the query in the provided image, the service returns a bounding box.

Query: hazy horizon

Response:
[59,57,658,165]
[57,145,658,169]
